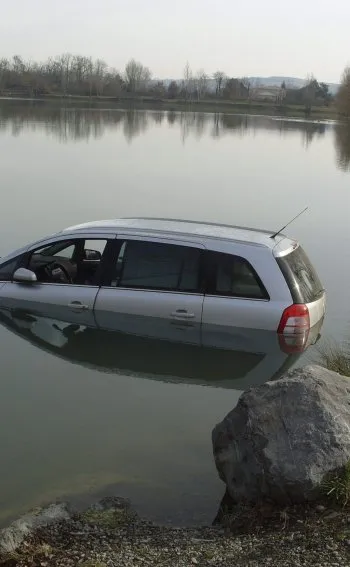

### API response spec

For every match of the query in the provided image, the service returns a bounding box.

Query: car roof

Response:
[63,217,296,251]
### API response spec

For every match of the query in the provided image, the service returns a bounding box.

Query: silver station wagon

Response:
[0,217,326,354]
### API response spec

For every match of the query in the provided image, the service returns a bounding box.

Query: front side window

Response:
[35,241,77,259]
[111,240,202,292]
[0,256,23,281]
[26,238,108,285]
[208,251,269,299]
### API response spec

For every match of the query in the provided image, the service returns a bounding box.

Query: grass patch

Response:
[321,462,350,506]
[81,507,129,528]
[0,95,339,120]
[316,337,350,377]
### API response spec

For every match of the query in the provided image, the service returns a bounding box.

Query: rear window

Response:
[276,245,324,303]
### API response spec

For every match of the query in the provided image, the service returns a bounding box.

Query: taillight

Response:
[278,304,310,335]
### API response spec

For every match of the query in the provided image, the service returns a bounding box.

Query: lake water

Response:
[0,101,350,527]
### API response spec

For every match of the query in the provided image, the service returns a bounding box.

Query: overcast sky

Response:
[0,0,348,83]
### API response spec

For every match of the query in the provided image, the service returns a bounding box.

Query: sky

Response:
[0,0,349,84]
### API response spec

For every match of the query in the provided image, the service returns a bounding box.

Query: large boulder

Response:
[212,364,350,505]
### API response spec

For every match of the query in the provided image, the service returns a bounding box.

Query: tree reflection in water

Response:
[0,100,334,148]
[334,123,350,172]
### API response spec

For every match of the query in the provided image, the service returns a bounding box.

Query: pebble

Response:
[5,500,350,567]
[325,511,341,520]
[316,505,327,513]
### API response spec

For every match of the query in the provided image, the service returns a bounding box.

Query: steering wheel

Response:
[44,261,73,284]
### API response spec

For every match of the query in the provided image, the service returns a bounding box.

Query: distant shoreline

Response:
[0,94,340,120]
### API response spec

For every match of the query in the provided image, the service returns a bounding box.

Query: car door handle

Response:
[170,310,195,320]
[68,302,89,311]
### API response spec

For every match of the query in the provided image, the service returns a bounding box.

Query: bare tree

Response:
[213,71,226,97]
[52,53,73,95]
[194,69,208,100]
[183,61,193,100]
[0,58,9,91]
[92,59,108,96]
[12,55,26,74]
[303,73,317,111]
[240,77,251,99]
[124,59,151,93]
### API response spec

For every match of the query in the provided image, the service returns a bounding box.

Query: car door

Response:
[201,249,273,350]
[94,235,205,345]
[0,233,113,327]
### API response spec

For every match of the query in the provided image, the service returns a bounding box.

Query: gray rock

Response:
[212,365,350,505]
[0,503,71,553]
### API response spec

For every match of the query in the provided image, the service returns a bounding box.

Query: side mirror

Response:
[13,268,37,283]
[84,249,101,261]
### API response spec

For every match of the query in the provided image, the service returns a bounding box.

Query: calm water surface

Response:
[0,101,350,526]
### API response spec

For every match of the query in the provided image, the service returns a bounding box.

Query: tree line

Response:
[0,54,261,100]
[0,53,341,110]
[0,55,151,97]
[337,67,350,117]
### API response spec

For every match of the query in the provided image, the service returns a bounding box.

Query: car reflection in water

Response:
[0,306,322,390]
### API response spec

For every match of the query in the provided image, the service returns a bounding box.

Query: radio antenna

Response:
[270,206,309,239]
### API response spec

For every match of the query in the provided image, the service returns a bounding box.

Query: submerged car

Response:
[0,217,325,353]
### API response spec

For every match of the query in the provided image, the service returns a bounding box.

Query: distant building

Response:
[250,86,286,103]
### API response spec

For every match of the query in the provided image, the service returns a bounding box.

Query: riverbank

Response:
[1,497,350,567]
[0,94,340,120]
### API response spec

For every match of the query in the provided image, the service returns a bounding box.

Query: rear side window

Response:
[207,251,269,299]
[276,245,324,303]
[112,240,202,292]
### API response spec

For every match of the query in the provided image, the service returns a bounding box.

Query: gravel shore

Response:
[1,497,350,567]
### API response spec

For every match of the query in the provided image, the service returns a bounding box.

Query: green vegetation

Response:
[318,337,350,507]
[317,338,350,377]
[81,506,131,528]
[321,462,350,506]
